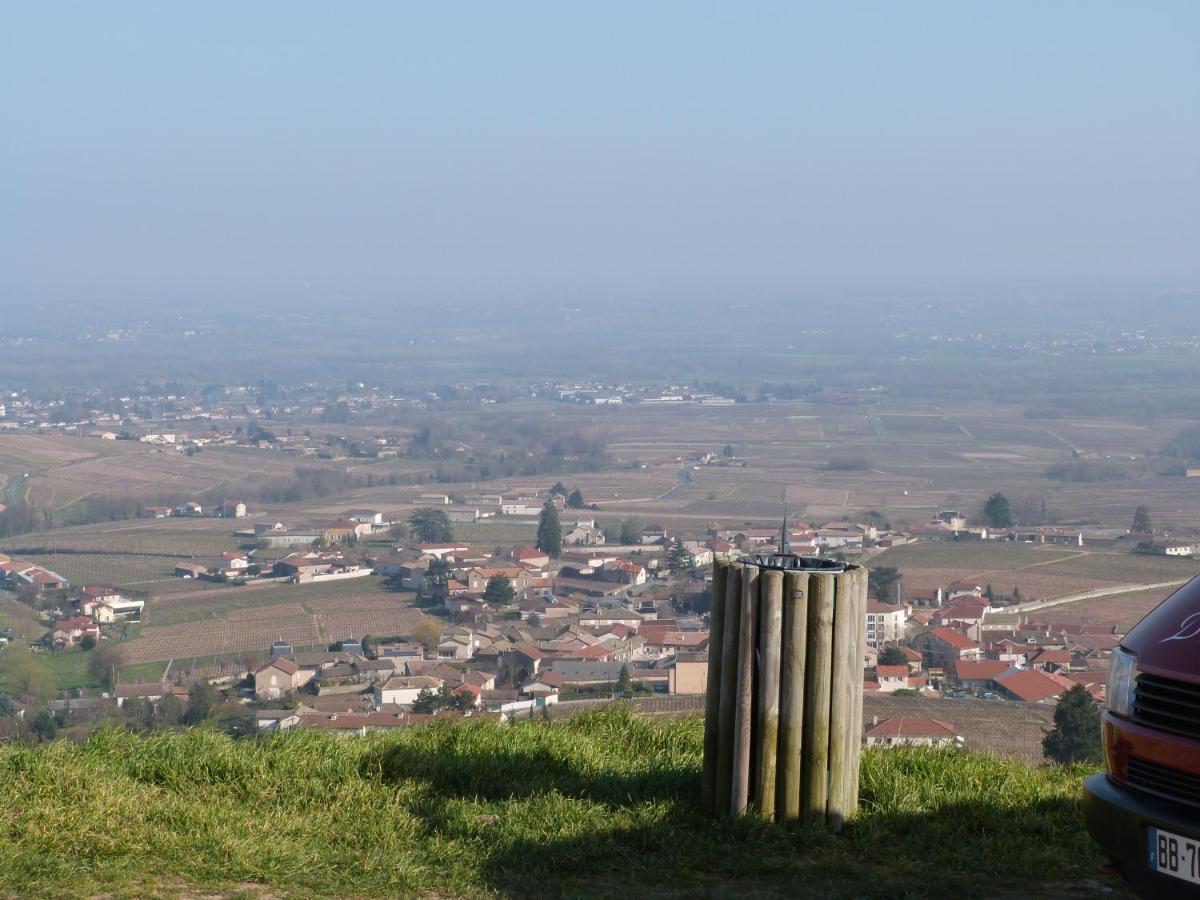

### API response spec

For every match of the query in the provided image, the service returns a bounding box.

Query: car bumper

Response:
[1084,772,1200,899]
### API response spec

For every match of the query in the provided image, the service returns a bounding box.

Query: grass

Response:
[0,709,1116,899]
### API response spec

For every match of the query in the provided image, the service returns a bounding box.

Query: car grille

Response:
[1132,673,1200,740]
[1127,757,1200,810]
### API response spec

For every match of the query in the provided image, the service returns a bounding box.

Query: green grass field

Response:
[0,710,1117,899]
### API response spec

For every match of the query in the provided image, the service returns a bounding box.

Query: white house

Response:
[373,675,443,707]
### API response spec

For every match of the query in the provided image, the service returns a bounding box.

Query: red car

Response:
[1086,575,1200,897]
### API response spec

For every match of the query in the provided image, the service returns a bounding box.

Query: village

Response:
[2,481,1169,756]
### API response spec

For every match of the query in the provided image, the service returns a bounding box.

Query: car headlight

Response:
[1106,646,1138,718]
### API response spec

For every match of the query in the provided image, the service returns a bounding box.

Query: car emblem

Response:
[1162,611,1200,643]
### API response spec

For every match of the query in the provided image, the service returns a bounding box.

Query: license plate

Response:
[1149,827,1200,885]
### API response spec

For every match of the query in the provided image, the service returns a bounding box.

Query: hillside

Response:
[0,709,1122,899]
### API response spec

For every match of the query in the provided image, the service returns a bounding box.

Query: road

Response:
[1009,579,1190,615]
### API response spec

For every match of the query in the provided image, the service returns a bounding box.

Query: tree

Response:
[30,709,58,742]
[983,493,1013,528]
[483,574,516,606]
[156,692,183,726]
[412,619,443,653]
[408,507,453,543]
[617,664,634,695]
[984,584,995,602]
[79,634,97,651]
[1131,505,1153,534]
[0,643,53,702]
[87,643,123,692]
[182,680,218,725]
[878,645,908,666]
[412,685,472,714]
[1043,684,1102,764]
[566,488,586,509]
[549,481,568,497]
[1011,586,1021,603]
[868,566,902,602]
[0,692,16,718]
[536,501,562,558]
[619,519,642,545]
[666,538,695,575]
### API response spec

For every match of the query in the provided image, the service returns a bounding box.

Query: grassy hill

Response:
[0,709,1118,899]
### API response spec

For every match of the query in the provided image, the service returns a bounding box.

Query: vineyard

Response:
[121,586,429,665]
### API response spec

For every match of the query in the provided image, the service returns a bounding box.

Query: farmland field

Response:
[870,541,1200,626]
[119,576,427,665]
[1036,587,1179,632]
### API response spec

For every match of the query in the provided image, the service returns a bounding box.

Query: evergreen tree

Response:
[566,488,586,509]
[878,645,908,666]
[983,493,1014,528]
[619,519,642,545]
[666,537,695,575]
[1131,505,1152,534]
[984,584,994,602]
[30,709,58,742]
[182,680,218,726]
[483,574,516,605]
[408,507,454,543]
[868,566,902,602]
[536,500,562,558]
[1043,684,1102,764]
[617,664,634,695]
[1011,586,1021,603]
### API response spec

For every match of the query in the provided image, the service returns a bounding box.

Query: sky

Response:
[2,2,1198,307]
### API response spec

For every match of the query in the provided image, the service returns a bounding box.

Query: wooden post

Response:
[714,562,742,815]
[777,571,808,821]
[826,567,859,830]
[845,566,867,819]
[701,560,729,814]
[801,572,835,825]
[730,563,759,816]
[755,569,783,820]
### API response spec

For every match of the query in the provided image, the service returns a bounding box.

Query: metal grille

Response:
[1132,673,1200,741]
[1127,757,1200,810]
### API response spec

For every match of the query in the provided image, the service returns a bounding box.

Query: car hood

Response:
[1124,575,1200,680]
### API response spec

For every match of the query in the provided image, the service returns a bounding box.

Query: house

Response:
[995,668,1077,703]
[273,552,343,580]
[217,500,248,518]
[865,601,907,649]
[373,675,444,707]
[1028,648,1073,673]
[601,560,647,586]
[864,717,959,749]
[467,567,534,597]
[50,617,101,647]
[254,658,312,699]
[547,660,628,686]
[510,548,551,568]
[321,520,361,544]
[343,509,384,526]
[437,633,478,660]
[910,627,982,670]
[667,652,708,694]
[114,682,173,707]
[953,659,1014,690]
[142,505,174,519]
[521,671,564,701]
[869,665,918,694]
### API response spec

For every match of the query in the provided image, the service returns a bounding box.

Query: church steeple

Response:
[779,510,791,555]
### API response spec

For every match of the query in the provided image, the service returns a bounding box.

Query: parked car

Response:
[1085,575,1200,898]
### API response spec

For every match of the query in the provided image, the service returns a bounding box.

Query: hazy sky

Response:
[2,2,1198,305]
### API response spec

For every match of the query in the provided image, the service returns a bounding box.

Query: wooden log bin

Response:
[701,555,867,828]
